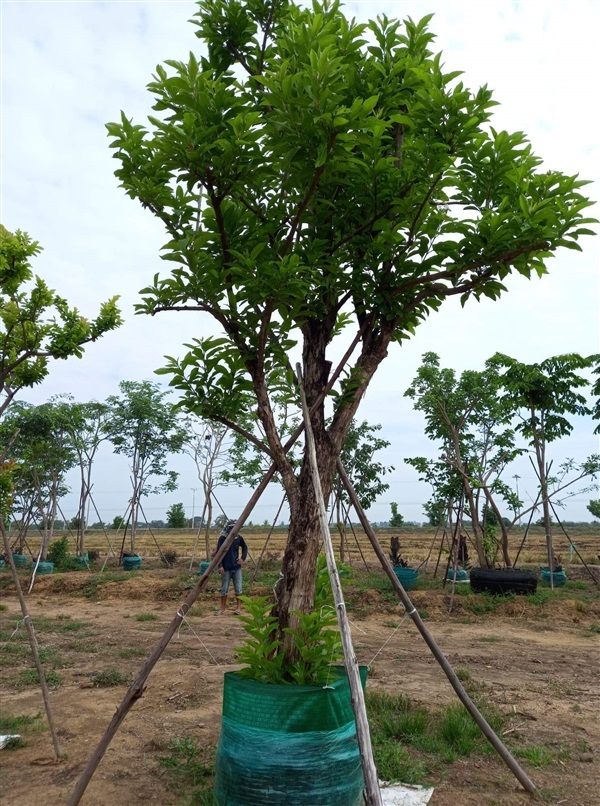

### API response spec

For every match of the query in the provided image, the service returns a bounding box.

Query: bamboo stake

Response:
[346,508,370,571]
[336,458,537,796]
[86,487,118,560]
[188,500,207,570]
[1,522,62,760]
[250,494,286,585]
[296,367,382,806]
[138,501,171,566]
[548,500,599,588]
[512,489,541,567]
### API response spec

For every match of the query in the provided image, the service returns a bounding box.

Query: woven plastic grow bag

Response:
[214,666,367,806]
[393,566,419,591]
[540,567,567,587]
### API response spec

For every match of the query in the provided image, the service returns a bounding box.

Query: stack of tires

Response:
[470,567,537,595]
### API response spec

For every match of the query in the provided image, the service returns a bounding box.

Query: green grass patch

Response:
[118,647,148,659]
[17,668,62,688]
[37,647,70,669]
[159,737,216,804]
[526,589,553,605]
[514,745,561,768]
[464,592,512,614]
[90,668,129,687]
[82,572,132,600]
[135,612,158,622]
[0,603,7,611]
[366,690,506,784]
[0,711,43,734]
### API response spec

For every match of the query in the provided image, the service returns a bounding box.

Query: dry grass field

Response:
[16,525,600,569]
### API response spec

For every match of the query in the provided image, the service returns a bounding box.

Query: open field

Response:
[1,556,599,806]
[13,525,600,568]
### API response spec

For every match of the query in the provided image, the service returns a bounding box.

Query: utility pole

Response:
[190,488,197,529]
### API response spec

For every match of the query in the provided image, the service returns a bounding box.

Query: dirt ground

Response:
[1,564,599,806]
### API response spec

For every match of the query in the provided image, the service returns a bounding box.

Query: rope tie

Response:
[367,609,412,667]
[11,615,37,647]
[175,613,223,667]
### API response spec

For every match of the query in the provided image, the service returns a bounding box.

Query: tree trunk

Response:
[273,446,337,663]
[532,412,555,578]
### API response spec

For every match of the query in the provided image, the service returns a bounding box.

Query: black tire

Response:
[470,567,537,596]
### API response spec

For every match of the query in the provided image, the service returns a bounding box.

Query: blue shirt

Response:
[217,533,248,572]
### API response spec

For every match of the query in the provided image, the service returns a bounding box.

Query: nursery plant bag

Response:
[214,667,368,805]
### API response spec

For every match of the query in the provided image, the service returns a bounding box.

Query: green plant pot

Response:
[540,567,567,587]
[73,554,89,568]
[36,561,54,575]
[393,566,419,591]
[12,553,29,568]
[122,555,142,571]
[446,568,469,582]
[0,559,5,570]
[198,561,218,576]
[214,667,368,805]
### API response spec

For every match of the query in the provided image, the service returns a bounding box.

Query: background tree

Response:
[182,416,230,558]
[389,502,404,528]
[166,502,187,528]
[405,352,523,566]
[490,353,596,570]
[64,399,110,556]
[334,420,392,561]
[587,499,600,520]
[105,381,186,552]
[0,226,121,416]
[109,0,594,663]
[0,400,76,560]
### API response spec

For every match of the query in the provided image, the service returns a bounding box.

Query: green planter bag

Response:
[214,667,368,805]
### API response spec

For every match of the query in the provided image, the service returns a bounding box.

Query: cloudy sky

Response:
[2,0,599,526]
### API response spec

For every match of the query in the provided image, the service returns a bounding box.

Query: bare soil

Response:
[0,562,599,806]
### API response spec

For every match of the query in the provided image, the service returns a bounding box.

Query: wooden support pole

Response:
[250,494,286,585]
[297,368,382,806]
[1,522,62,760]
[336,458,537,797]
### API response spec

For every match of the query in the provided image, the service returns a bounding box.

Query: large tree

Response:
[107,0,594,661]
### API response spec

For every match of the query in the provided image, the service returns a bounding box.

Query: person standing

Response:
[216,519,248,615]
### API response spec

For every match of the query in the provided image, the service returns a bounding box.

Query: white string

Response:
[10,615,37,647]
[176,613,223,667]
[367,610,411,667]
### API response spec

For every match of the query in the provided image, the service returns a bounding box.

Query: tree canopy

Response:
[106,0,596,648]
[0,226,122,416]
